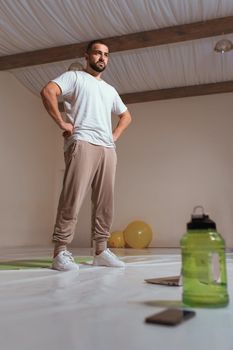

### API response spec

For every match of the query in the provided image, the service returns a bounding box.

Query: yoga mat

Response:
[0,256,92,270]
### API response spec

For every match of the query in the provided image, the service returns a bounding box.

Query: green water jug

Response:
[180,206,229,307]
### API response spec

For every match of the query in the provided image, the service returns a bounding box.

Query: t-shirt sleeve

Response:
[52,71,77,97]
[112,91,127,115]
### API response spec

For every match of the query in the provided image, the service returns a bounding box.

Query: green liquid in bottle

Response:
[181,207,229,308]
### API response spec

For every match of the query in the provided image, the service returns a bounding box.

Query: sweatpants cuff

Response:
[95,241,107,252]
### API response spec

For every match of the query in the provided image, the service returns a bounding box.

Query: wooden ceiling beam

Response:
[58,80,233,110]
[1,16,233,70]
[121,81,233,104]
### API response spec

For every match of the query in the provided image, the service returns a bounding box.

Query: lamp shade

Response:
[214,38,233,53]
[68,61,84,71]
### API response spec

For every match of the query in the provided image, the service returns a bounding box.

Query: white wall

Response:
[0,71,57,247]
[112,93,233,247]
[1,71,233,248]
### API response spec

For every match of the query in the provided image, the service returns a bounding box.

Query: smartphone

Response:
[145,308,195,326]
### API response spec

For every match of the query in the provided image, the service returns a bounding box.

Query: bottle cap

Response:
[187,206,216,230]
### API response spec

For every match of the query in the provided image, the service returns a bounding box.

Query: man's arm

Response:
[112,109,132,142]
[40,82,74,136]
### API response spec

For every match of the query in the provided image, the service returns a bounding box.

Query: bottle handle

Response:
[192,205,205,217]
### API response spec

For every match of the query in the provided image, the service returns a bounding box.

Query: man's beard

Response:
[89,61,106,73]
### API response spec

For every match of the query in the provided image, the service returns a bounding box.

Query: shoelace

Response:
[63,251,75,262]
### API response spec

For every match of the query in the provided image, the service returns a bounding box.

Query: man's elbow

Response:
[40,85,51,100]
[120,110,132,124]
[41,82,59,100]
[125,111,132,125]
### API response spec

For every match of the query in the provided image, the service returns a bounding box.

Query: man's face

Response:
[86,43,109,73]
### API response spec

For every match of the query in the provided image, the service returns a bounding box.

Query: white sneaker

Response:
[52,251,79,271]
[93,249,125,267]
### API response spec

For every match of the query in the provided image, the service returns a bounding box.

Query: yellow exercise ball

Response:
[124,220,153,249]
[108,231,125,248]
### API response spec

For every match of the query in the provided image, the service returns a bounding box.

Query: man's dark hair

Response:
[86,40,108,53]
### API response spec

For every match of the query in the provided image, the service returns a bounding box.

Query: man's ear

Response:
[84,53,88,61]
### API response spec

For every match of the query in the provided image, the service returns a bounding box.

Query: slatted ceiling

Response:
[1,16,233,71]
[2,0,233,103]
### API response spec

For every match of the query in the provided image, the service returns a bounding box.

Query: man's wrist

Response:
[113,128,122,140]
[59,120,66,130]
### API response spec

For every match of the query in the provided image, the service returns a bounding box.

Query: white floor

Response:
[0,247,233,350]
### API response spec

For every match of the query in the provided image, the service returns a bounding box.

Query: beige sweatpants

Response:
[53,140,117,251]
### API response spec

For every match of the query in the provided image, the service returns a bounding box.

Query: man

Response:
[41,40,132,271]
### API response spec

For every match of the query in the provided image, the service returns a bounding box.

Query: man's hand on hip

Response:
[61,122,74,138]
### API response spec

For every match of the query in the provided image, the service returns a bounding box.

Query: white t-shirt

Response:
[52,71,127,150]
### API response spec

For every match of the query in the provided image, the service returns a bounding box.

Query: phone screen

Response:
[145,308,195,326]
